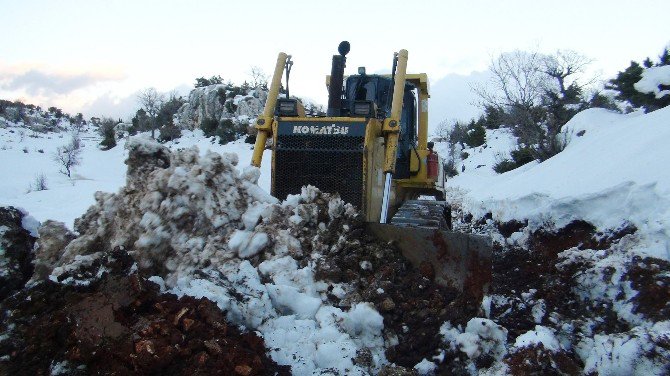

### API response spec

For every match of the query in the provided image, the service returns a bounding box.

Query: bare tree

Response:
[248,66,269,89]
[541,50,595,97]
[472,50,549,112]
[53,136,82,178]
[472,49,594,161]
[137,88,165,138]
[433,119,452,141]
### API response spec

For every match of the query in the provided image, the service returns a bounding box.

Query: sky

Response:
[1,0,669,130]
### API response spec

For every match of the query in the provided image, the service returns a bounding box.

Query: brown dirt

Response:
[0,248,290,376]
[624,256,670,321]
[313,227,478,371]
[505,345,581,376]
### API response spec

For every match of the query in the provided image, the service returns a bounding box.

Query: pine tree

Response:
[606,61,656,110]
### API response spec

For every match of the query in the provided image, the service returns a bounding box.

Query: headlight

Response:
[276,99,298,117]
[352,100,374,117]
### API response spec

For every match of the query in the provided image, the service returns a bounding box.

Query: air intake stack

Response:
[326,41,350,117]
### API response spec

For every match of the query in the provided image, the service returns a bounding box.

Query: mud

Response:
[0,248,290,376]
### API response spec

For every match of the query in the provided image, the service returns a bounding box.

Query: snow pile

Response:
[440,318,508,362]
[513,325,561,351]
[635,65,670,99]
[36,136,388,374]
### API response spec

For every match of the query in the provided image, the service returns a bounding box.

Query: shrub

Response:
[244,134,257,144]
[225,100,238,114]
[32,173,48,191]
[201,118,219,138]
[493,159,518,174]
[158,122,182,142]
[465,121,486,148]
[444,159,459,177]
[510,147,535,166]
[53,137,82,177]
[216,119,239,144]
[195,75,223,88]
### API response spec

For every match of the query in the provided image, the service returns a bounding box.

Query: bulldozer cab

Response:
[343,75,418,180]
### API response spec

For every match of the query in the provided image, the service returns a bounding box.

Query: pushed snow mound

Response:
[43,136,276,284]
[34,136,397,374]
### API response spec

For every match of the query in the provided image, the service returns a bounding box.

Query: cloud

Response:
[79,91,140,120]
[0,68,123,96]
[80,84,192,120]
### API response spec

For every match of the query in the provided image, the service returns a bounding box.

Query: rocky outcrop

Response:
[175,85,268,130]
[0,207,37,301]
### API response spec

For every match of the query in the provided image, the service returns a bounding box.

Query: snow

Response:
[3,101,670,374]
[0,127,272,229]
[228,230,269,258]
[448,107,670,260]
[434,104,670,374]
[441,318,508,360]
[513,325,561,352]
[414,358,437,375]
[577,327,670,376]
[635,65,670,99]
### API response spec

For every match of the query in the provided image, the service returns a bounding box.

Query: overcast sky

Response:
[1,0,668,131]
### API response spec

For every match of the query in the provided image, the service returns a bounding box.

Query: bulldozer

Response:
[251,42,491,300]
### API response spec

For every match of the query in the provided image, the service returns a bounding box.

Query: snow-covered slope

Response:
[435,106,670,375]
[447,107,670,260]
[0,127,269,228]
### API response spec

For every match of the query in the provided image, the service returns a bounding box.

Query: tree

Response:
[156,94,186,129]
[472,50,548,113]
[248,66,269,89]
[98,117,117,150]
[137,88,165,139]
[53,136,82,178]
[606,48,670,112]
[541,50,594,98]
[130,109,150,135]
[194,75,223,88]
[473,49,593,161]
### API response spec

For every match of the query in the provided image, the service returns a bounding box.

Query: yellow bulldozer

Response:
[251,42,491,299]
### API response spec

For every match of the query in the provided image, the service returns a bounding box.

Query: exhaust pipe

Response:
[326,41,350,117]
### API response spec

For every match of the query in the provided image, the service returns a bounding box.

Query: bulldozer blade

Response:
[367,223,492,300]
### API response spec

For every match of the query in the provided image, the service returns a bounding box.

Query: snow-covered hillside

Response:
[1,103,669,375]
[446,107,670,261]
[435,106,670,375]
[0,127,269,228]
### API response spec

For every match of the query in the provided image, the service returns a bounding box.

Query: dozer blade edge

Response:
[366,223,492,301]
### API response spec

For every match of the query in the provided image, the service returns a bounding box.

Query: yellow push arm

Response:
[251,52,288,167]
[382,49,408,173]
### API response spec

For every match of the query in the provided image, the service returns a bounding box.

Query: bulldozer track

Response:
[389,200,451,230]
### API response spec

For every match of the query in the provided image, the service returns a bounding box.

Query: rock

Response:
[32,220,75,280]
[0,207,37,301]
[381,298,396,312]
[175,85,268,131]
[234,364,253,375]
